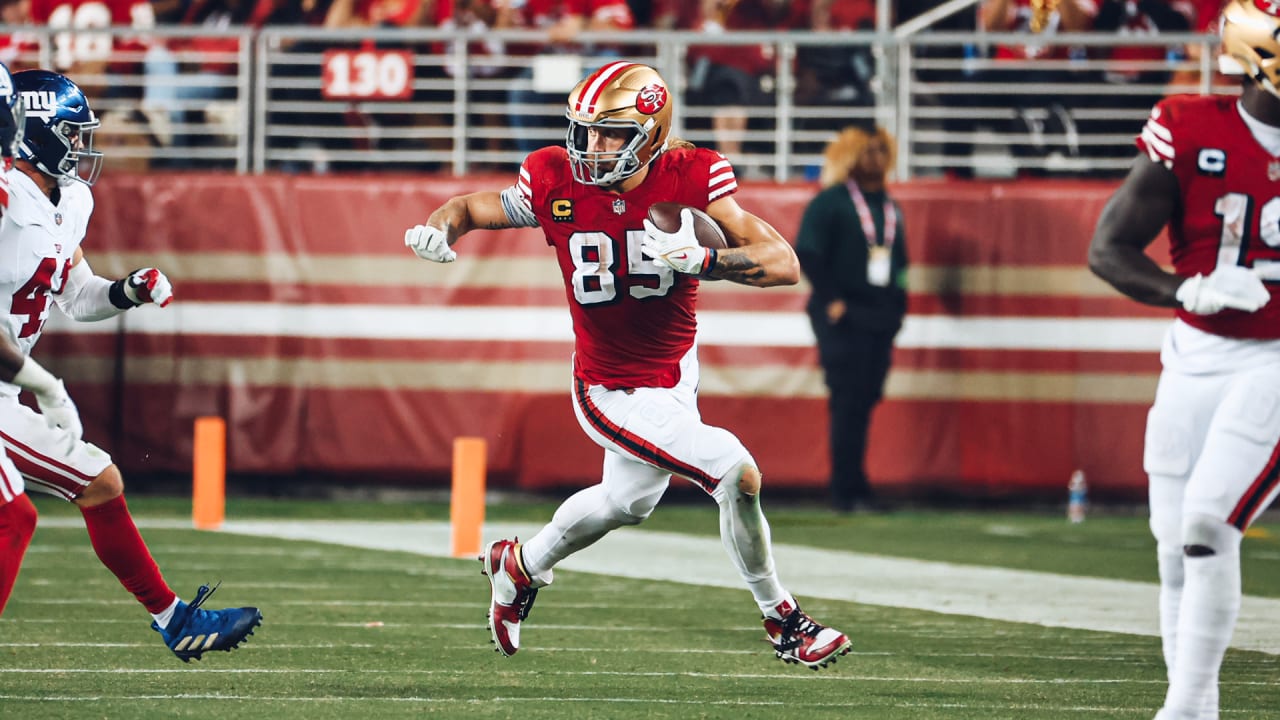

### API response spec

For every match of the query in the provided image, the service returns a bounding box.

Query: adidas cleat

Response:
[153,583,263,662]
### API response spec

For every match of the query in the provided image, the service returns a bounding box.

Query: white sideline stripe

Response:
[0,691,1233,707]
[30,518,1280,654]
[0,642,1187,663]
[44,304,1172,352]
[6,668,1268,684]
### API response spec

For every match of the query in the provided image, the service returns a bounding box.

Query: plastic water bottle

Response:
[1068,470,1088,524]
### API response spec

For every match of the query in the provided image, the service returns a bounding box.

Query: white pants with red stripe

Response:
[1146,322,1280,536]
[0,444,24,507]
[0,396,112,502]
[518,348,788,613]
[570,348,750,495]
[1144,321,1280,720]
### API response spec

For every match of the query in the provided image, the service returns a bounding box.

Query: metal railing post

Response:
[896,39,913,180]
[253,31,270,174]
[774,41,794,182]
[450,39,469,176]
[237,28,252,173]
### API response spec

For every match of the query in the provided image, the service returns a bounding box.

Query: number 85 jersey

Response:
[1138,94,1280,339]
[513,145,739,390]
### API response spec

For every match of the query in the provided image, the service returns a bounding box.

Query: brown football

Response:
[646,202,728,249]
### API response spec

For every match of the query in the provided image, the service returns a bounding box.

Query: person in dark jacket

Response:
[796,126,908,513]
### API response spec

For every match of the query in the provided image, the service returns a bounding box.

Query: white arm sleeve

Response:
[53,259,128,322]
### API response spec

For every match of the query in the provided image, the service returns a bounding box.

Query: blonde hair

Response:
[666,136,695,150]
[819,126,897,188]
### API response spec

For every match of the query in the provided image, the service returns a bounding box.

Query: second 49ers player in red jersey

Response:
[1089,1,1280,717]
[404,61,852,669]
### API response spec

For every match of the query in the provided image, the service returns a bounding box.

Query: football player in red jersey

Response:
[1089,1,1280,716]
[405,61,853,670]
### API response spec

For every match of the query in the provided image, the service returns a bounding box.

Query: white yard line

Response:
[36,517,1280,655]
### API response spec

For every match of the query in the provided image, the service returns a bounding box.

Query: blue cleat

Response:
[152,583,263,662]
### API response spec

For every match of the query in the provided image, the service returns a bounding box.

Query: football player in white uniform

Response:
[0,58,84,617]
[0,69,262,659]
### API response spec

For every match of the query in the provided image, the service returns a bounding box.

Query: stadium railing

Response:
[0,27,1228,180]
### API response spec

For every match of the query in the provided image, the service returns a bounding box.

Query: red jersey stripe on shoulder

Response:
[708,156,738,202]
[1141,119,1175,163]
[576,61,637,115]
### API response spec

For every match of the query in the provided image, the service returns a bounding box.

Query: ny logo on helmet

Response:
[21,90,59,122]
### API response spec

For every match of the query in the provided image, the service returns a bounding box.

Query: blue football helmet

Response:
[14,69,102,186]
[0,62,23,160]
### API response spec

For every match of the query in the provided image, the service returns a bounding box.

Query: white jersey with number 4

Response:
[0,167,93,397]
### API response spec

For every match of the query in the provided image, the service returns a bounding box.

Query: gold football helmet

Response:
[1220,0,1280,97]
[565,62,673,186]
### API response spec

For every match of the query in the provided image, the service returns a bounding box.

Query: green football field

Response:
[2,496,1278,719]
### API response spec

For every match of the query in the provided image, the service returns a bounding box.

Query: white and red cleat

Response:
[479,538,538,657]
[763,599,852,670]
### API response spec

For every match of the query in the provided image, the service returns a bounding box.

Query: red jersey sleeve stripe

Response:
[1141,120,1175,163]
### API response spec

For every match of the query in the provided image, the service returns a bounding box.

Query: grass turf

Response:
[4,496,1278,719]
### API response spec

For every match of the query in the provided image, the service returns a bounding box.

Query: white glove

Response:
[641,209,710,275]
[122,268,174,308]
[35,380,82,451]
[404,224,457,263]
[1175,265,1271,315]
[11,357,81,453]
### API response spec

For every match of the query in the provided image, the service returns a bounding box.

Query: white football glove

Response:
[35,380,82,451]
[404,224,457,263]
[641,209,710,275]
[1175,265,1271,315]
[121,267,174,308]
[11,358,82,453]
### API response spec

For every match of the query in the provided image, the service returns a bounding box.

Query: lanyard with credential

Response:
[846,180,895,250]
[848,180,896,287]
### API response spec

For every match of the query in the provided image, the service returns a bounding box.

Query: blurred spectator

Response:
[323,0,443,171]
[794,0,879,175]
[795,0,876,111]
[441,0,509,170]
[1084,0,1193,159]
[796,126,907,514]
[650,0,696,28]
[946,0,1098,175]
[500,0,636,157]
[685,0,806,177]
[1166,0,1226,91]
[0,0,39,70]
[29,0,156,101]
[625,0,650,25]
[143,0,256,159]
[256,0,338,172]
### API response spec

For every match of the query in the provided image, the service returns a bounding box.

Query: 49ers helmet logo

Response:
[635,83,668,115]
[1254,0,1280,16]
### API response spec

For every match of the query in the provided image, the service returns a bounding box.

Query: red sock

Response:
[79,495,177,613]
[0,494,38,616]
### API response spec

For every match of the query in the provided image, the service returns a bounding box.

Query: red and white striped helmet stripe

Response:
[574,61,638,116]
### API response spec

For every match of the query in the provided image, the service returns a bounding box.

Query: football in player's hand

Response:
[646,202,728,249]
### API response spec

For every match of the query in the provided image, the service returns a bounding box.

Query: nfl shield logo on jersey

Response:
[54,212,62,225]
[612,198,626,215]
[1269,161,1280,182]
